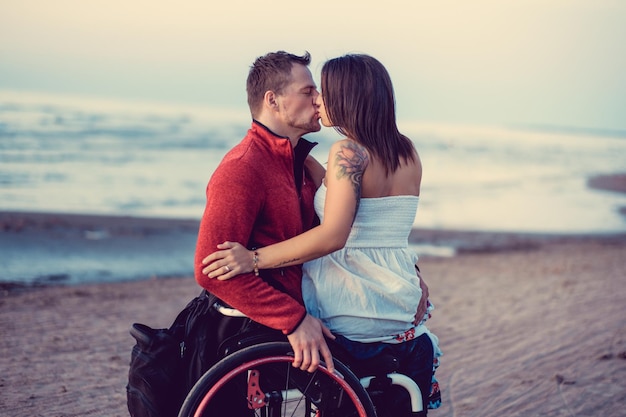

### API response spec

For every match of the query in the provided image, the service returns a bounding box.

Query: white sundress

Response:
[302,183,431,343]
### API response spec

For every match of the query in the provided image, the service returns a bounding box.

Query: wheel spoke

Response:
[178,342,375,417]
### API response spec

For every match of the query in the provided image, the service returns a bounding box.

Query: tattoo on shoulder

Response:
[334,141,368,182]
[333,141,368,216]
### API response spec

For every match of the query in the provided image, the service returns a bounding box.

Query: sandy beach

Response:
[1,173,626,417]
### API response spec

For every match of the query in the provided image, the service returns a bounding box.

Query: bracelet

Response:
[252,251,259,276]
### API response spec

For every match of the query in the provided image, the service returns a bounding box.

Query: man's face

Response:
[275,64,321,136]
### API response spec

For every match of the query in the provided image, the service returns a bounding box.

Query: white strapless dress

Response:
[302,184,429,343]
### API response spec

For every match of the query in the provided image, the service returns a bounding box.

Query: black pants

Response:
[333,332,434,416]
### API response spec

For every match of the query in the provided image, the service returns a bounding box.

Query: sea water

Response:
[2,90,626,234]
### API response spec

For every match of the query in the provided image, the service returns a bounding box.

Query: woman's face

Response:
[315,91,333,127]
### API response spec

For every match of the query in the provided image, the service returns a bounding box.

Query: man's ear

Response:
[264,90,279,111]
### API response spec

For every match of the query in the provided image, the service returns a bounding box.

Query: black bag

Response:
[126,290,249,417]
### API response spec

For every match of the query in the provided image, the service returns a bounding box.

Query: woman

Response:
[202,54,441,414]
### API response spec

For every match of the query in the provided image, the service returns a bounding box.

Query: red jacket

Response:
[194,121,318,334]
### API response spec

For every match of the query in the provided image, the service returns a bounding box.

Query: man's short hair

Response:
[246,51,311,118]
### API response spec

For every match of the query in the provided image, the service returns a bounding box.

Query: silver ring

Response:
[224,265,231,272]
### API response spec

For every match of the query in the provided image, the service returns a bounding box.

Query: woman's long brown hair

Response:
[321,54,415,175]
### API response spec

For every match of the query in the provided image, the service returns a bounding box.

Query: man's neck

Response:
[254,117,300,148]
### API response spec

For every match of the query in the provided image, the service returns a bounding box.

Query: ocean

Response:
[2,90,625,233]
[2,91,626,286]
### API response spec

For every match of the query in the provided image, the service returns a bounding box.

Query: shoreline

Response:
[2,209,626,293]
[0,199,626,295]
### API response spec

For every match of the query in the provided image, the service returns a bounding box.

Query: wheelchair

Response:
[177,303,425,417]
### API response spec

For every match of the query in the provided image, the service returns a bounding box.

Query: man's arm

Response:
[194,162,306,333]
[195,160,335,372]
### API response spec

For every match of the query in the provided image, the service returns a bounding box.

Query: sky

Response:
[1,0,625,131]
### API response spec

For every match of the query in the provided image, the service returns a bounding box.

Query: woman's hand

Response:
[413,264,431,325]
[201,241,254,280]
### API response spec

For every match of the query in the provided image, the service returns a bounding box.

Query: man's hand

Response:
[287,314,335,373]
[413,265,430,325]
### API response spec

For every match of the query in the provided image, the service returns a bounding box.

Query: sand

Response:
[2,234,625,416]
[1,172,626,417]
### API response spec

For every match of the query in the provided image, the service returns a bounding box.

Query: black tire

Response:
[178,341,376,417]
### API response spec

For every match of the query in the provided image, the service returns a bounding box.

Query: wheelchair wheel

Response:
[178,341,376,417]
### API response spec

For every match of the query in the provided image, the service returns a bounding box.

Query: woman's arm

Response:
[202,139,369,279]
[304,154,326,189]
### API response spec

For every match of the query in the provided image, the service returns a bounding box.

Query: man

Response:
[194,51,334,373]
